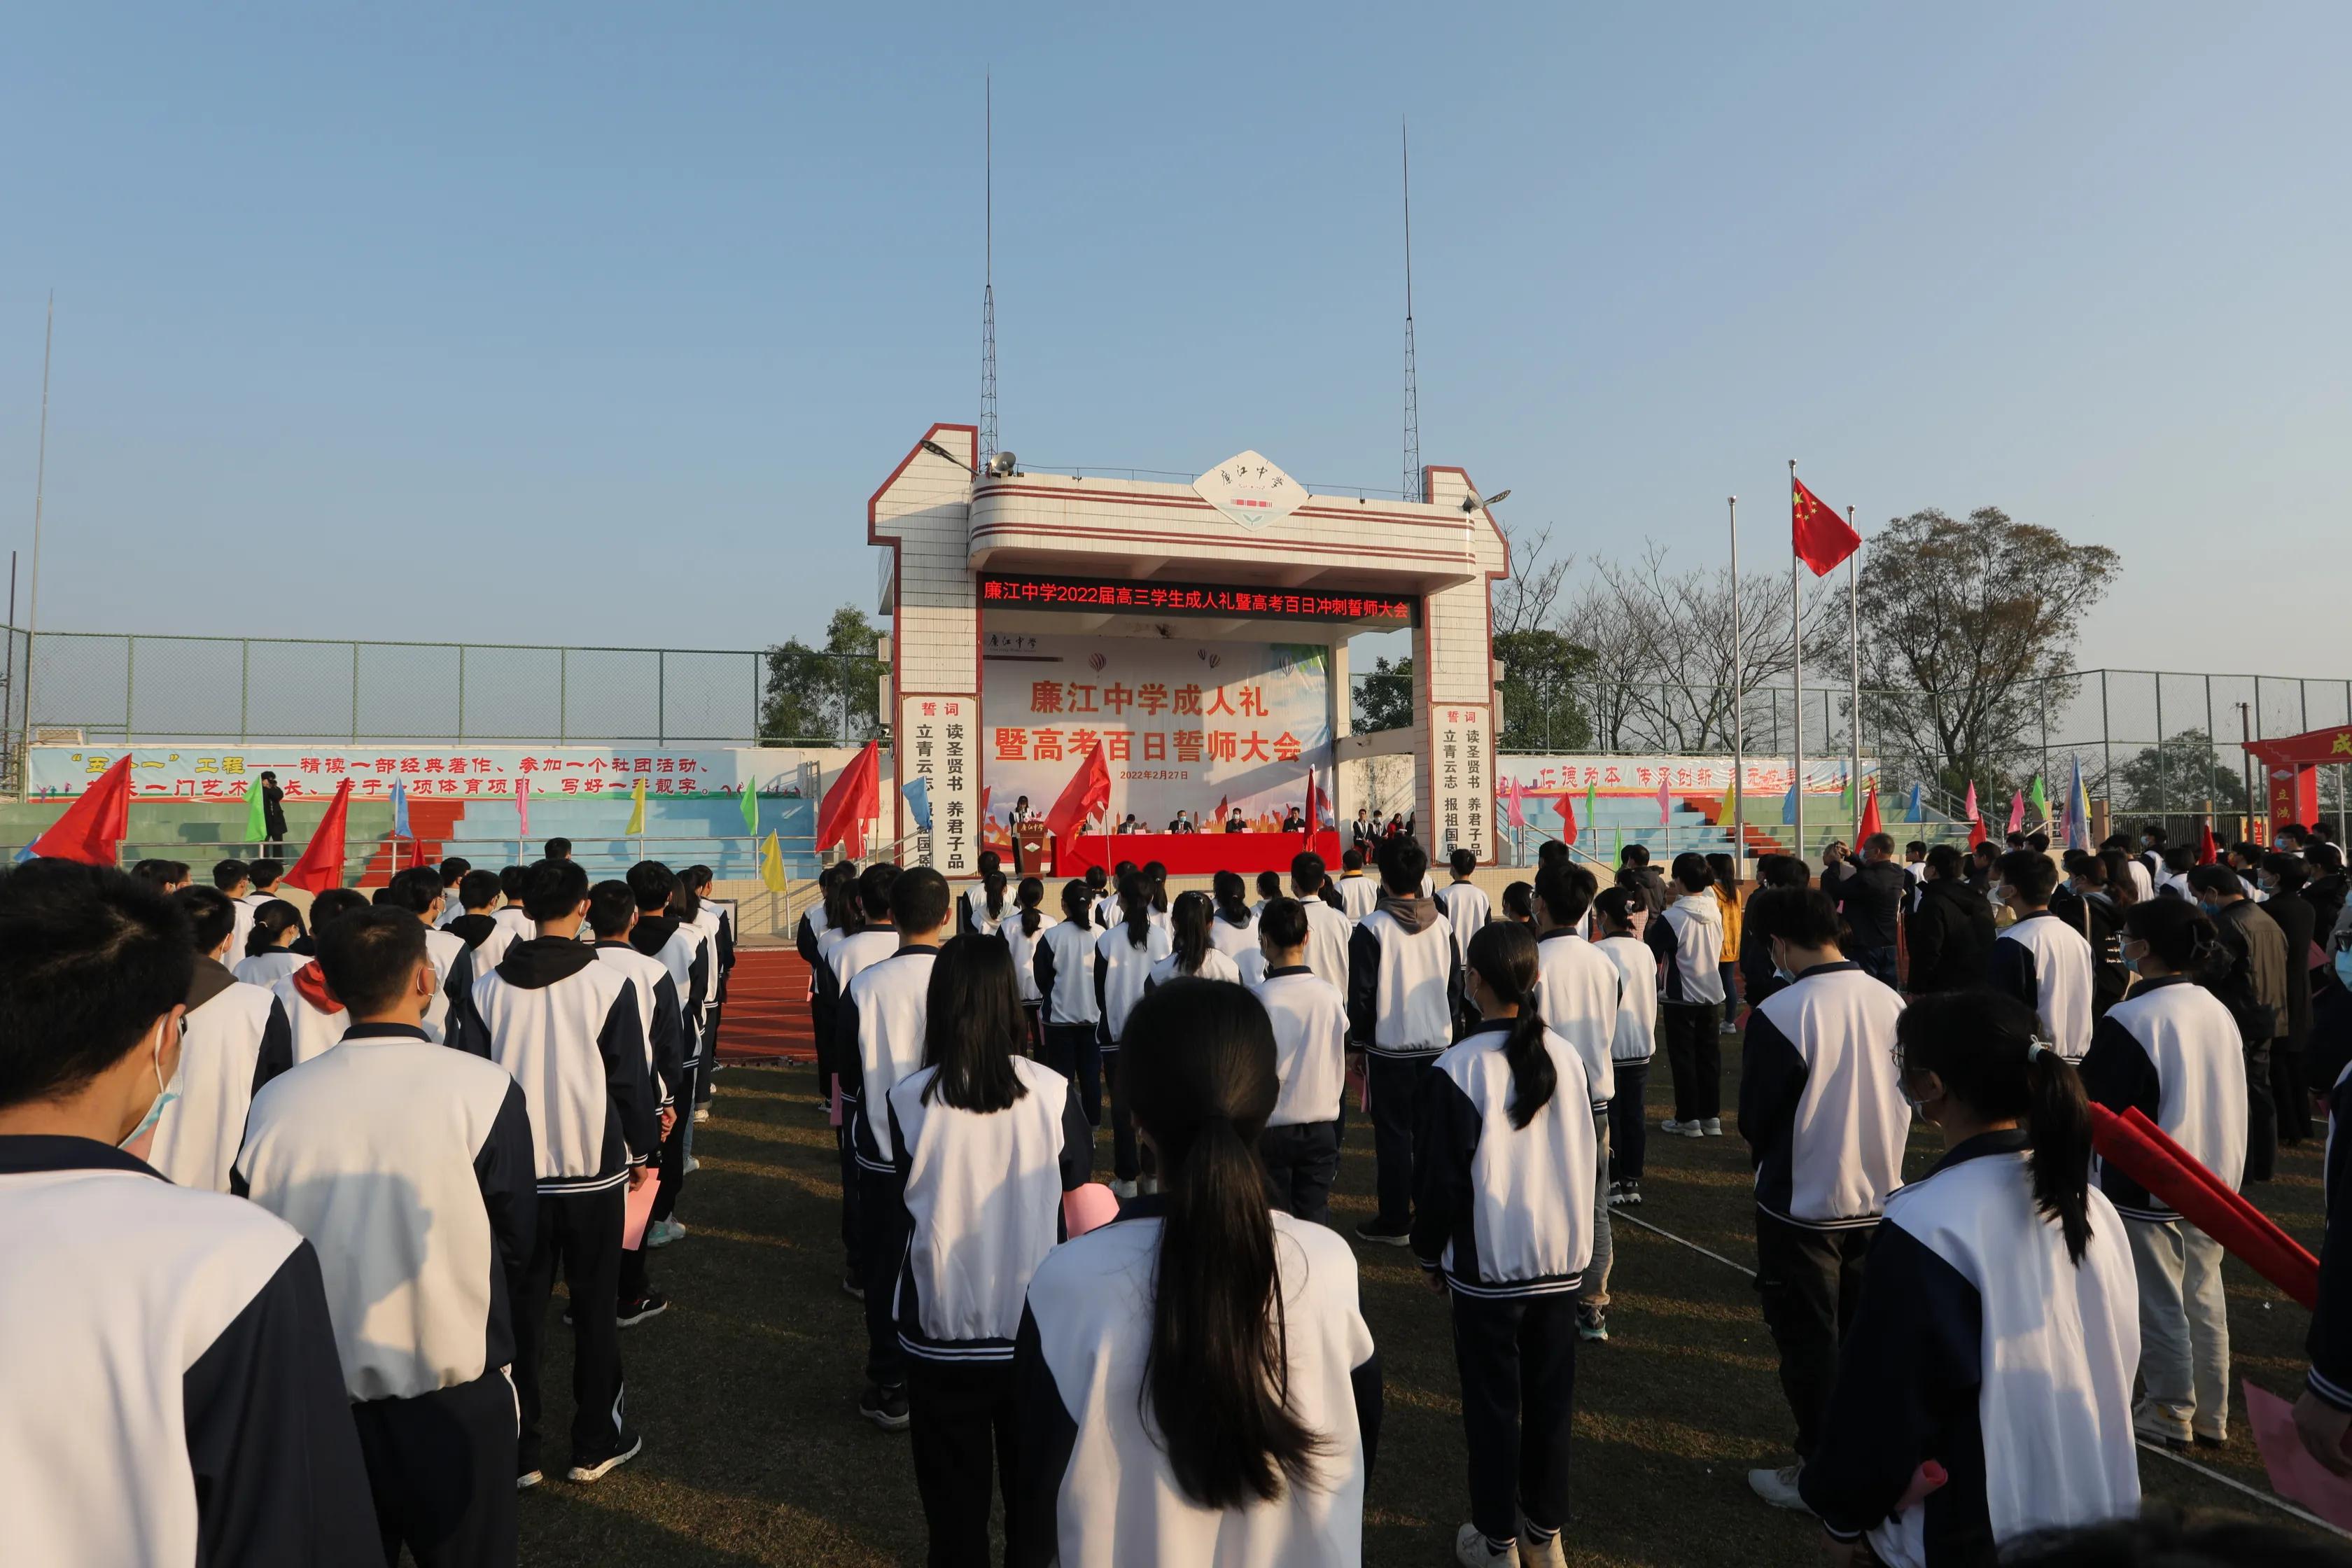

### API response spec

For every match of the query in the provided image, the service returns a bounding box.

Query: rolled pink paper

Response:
[1063,1183,1121,1238]
[1895,1460,1949,1511]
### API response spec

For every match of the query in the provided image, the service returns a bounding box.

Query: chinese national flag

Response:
[1046,743,1112,847]
[1792,475,1861,577]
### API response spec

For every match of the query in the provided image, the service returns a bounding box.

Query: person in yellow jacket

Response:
[1707,853,1742,1015]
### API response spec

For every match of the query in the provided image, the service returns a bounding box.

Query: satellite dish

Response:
[988,451,1018,477]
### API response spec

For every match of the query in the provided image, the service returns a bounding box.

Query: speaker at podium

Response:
[1014,822,1054,876]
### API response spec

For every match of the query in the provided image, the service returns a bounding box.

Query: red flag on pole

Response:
[1791,475,1861,577]
[2088,1102,2316,1308]
[1964,782,1986,850]
[1305,770,1331,832]
[2197,821,2218,866]
[816,741,879,859]
[1858,784,1882,841]
[1553,790,1577,841]
[284,778,354,893]
[1045,743,1112,847]
[24,754,134,865]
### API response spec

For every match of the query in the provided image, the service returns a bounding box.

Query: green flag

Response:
[2026,774,2048,820]
[241,781,267,846]
[1584,781,1598,841]
[1838,766,1855,813]
[739,776,760,839]
[1613,823,1624,859]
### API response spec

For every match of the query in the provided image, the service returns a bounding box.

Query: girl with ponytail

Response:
[1093,871,1172,1196]
[1798,990,2141,1557]
[1410,920,1593,1568]
[1011,979,1380,1566]
[1035,881,1104,1135]
[976,867,1010,937]
[1152,890,1241,990]
[1210,869,1260,967]
[233,899,308,989]
[1004,876,1055,1058]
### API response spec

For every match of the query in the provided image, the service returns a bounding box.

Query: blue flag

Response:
[902,775,933,833]
[2067,755,2093,852]
[1906,783,1924,822]
[390,780,412,840]
[1781,779,1800,825]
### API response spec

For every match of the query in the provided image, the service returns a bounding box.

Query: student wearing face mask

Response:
[1987,850,2096,1062]
[0,860,379,1564]
[2080,897,2246,1451]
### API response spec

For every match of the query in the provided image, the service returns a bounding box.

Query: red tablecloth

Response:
[1059,830,1344,876]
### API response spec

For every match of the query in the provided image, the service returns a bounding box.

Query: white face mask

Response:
[120,1024,182,1152]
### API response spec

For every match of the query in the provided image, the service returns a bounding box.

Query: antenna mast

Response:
[979,76,999,470]
[1400,117,1420,503]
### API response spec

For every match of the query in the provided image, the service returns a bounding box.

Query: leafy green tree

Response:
[1355,655,1413,734]
[761,606,884,743]
[2110,728,2247,812]
[1494,628,1595,751]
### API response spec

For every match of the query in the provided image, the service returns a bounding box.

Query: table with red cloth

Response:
[1055,830,1344,876]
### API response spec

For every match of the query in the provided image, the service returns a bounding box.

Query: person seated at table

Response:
[1226,810,1247,834]
[1117,813,1141,835]
[1169,811,1197,834]
[1283,805,1306,832]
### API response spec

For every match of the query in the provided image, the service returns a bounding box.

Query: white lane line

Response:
[1613,1203,2347,1536]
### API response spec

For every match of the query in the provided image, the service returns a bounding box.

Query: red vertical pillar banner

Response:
[2268,762,2319,833]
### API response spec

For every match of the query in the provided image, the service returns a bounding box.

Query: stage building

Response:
[869,424,1509,876]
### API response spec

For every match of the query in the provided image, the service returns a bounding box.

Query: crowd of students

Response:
[8,811,2352,1567]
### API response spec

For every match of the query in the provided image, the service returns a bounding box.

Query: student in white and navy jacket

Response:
[1800,990,2141,1562]
[236,907,540,1558]
[1988,848,2095,1060]
[796,859,853,1081]
[1592,887,1660,1206]
[1648,854,1730,1137]
[447,859,655,1486]
[1149,892,1245,992]
[1034,879,1103,1137]
[0,860,379,1565]
[1411,920,1595,1568]
[1737,885,1910,1509]
[272,886,370,1064]
[1335,850,1380,922]
[1434,847,1493,1028]
[822,864,901,1297]
[1290,851,1357,997]
[1348,836,1461,1245]
[2080,897,2248,1448]
[1208,870,1261,967]
[237,897,311,989]
[150,886,293,1194]
[626,861,709,1242]
[836,866,953,1432]
[588,881,688,1326]
[1249,897,1350,1224]
[1093,873,1173,1194]
[214,858,259,967]
[1004,875,1056,1053]
[681,865,733,1097]
[664,882,722,1121]
[440,867,509,979]
[1530,860,1641,1340]
[885,937,1091,1565]
[955,850,1007,938]
[382,865,468,1043]
[1011,979,1381,1568]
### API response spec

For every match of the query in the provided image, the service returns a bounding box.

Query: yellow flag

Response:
[760,829,787,894]
[624,776,645,836]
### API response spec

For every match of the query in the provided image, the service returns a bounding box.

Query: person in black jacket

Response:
[1905,845,1996,994]
[2263,853,2318,1146]
[1833,834,1906,988]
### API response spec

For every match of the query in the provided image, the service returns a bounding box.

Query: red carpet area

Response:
[713,948,816,1065]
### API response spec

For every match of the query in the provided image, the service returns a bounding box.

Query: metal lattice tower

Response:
[1400,118,1420,503]
[979,76,999,470]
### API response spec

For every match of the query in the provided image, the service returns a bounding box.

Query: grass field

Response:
[512,1040,2337,1566]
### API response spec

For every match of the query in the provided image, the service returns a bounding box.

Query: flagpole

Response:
[1847,505,1862,843]
[1728,493,1744,875]
[16,293,52,795]
[1788,460,1805,864]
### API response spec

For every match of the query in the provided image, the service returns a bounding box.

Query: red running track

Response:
[713,948,817,1064]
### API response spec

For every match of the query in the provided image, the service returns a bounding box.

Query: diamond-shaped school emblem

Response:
[1193,450,1308,532]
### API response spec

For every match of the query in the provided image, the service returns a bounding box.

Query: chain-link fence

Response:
[0,626,886,785]
[1352,666,2352,835]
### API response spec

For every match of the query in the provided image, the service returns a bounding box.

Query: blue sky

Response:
[1,4,2344,676]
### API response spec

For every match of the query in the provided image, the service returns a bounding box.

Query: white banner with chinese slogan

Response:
[978,633,1331,837]
[24,744,815,803]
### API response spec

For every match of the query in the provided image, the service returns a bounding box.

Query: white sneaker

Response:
[1748,1462,1813,1513]
[1518,1522,1567,1568]
[682,1153,699,1175]
[692,1106,710,1125]
[1702,1117,1723,1135]
[1453,1522,1517,1567]
[1110,1179,1138,1200]
[644,1218,686,1249]
[2132,1398,2192,1448]
[1660,1119,1704,1140]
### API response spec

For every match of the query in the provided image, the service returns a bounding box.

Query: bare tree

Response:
[1490,519,1573,639]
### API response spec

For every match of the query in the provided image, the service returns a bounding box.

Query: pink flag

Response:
[1658,778,1673,826]
[515,774,530,839]
[2006,790,2024,835]
[1962,780,1980,824]
[1504,776,1527,830]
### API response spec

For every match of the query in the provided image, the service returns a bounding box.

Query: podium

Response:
[1014,822,1054,876]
